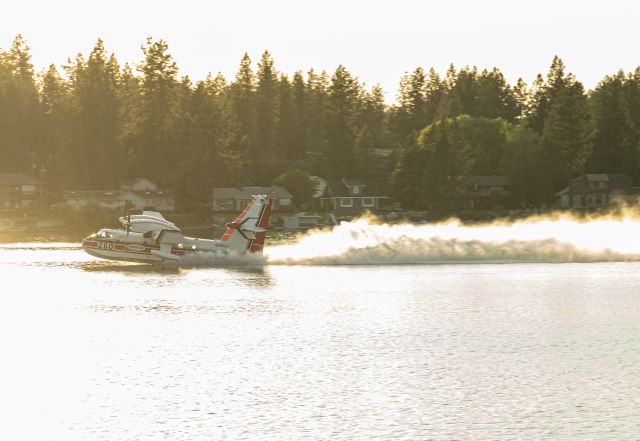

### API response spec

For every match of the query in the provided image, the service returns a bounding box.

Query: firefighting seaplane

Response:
[82,195,272,264]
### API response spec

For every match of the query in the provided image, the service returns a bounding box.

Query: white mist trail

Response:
[264,214,640,265]
[179,250,267,268]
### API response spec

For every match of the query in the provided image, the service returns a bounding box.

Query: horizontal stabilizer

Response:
[239,226,266,240]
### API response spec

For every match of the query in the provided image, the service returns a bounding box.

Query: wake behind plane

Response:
[82,195,272,264]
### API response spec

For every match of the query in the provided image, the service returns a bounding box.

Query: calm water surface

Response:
[0,244,639,440]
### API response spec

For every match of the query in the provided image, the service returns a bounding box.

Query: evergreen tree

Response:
[305,69,329,171]
[254,51,279,183]
[540,80,591,191]
[75,39,121,188]
[126,37,181,184]
[177,73,236,212]
[389,67,427,147]
[586,72,639,178]
[324,65,359,178]
[0,35,42,173]
[229,52,256,183]
[275,74,300,168]
[287,71,308,161]
[38,64,67,188]
[625,67,640,131]
[355,84,387,180]
[527,56,570,133]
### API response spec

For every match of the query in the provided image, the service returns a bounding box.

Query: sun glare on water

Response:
[264,210,640,265]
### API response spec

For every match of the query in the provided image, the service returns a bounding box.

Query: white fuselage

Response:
[82,229,234,264]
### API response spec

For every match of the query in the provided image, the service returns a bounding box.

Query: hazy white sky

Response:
[1,0,638,102]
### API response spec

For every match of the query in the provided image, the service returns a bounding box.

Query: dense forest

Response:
[1,35,640,212]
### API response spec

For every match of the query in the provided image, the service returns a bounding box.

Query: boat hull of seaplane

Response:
[81,195,272,264]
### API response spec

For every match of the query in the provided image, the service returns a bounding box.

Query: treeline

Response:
[2,35,640,212]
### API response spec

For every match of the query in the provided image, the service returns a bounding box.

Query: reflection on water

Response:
[0,244,639,440]
[81,261,184,275]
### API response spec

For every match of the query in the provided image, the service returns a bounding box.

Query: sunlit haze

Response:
[2,0,639,102]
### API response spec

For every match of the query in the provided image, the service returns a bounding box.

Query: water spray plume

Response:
[265,208,640,265]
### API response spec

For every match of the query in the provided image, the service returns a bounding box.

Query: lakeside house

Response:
[555,173,640,208]
[0,173,45,214]
[63,178,176,212]
[319,178,387,214]
[212,187,293,212]
[465,175,512,209]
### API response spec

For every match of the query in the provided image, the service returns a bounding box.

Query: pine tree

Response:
[305,69,329,171]
[540,81,591,191]
[38,64,67,188]
[275,74,299,168]
[324,65,359,178]
[586,72,639,178]
[126,37,181,184]
[390,67,426,147]
[254,51,279,183]
[355,85,387,180]
[75,39,121,188]
[0,35,42,173]
[229,52,256,183]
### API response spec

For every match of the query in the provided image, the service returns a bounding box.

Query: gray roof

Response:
[126,189,176,197]
[465,175,512,186]
[324,179,384,197]
[64,189,175,199]
[63,190,121,199]
[555,173,634,196]
[585,174,610,182]
[213,186,292,199]
[0,173,42,186]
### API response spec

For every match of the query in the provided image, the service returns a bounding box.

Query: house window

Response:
[352,186,359,194]
[340,197,353,207]
[362,197,375,207]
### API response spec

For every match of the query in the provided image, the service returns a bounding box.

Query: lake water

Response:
[1,240,639,440]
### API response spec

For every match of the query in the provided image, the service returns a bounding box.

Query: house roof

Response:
[325,178,384,198]
[120,178,157,189]
[0,173,42,186]
[126,189,176,198]
[63,189,176,199]
[465,175,512,186]
[555,173,634,196]
[213,186,292,200]
[585,174,610,182]
[63,190,122,199]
